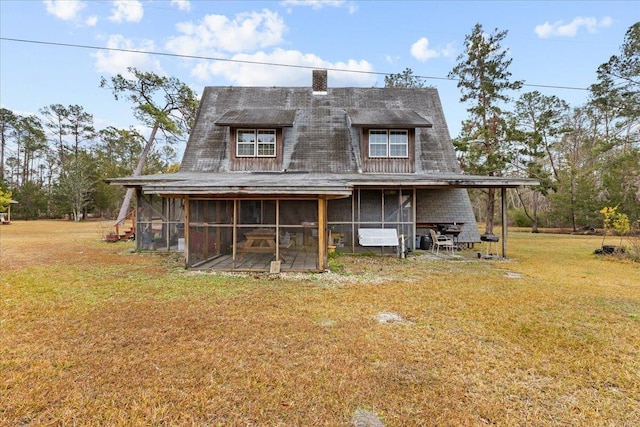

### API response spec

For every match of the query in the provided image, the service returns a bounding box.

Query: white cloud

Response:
[440,43,456,58]
[190,48,375,87]
[280,0,344,10]
[385,54,400,64]
[92,35,163,76]
[43,0,86,21]
[165,9,370,87]
[166,10,286,55]
[170,0,191,12]
[85,15,98,26]
[411,37,439,61]
[109,0,144,23]
[279,0,357,13]
[534,16,613,38]
[410,37,456,62]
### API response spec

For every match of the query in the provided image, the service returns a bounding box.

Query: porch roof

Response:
[106,172,538,197]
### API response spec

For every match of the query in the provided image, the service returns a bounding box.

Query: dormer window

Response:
[369,129,408,158]
[215,109,295,164]
[237,129,276,157]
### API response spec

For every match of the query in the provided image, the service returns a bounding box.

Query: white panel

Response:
[358,228,398,246]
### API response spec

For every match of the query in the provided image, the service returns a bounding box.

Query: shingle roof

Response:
[106,82,538,195]
[179,86,459,175]
[347,109,432,128]
[214,109,296,127]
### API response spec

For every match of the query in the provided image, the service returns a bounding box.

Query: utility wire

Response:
[1,36,590,92]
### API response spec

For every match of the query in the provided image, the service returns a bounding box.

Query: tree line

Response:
[0,69,198,221]
[388,22,639,233]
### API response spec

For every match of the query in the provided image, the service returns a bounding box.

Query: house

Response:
[108,70,535,272]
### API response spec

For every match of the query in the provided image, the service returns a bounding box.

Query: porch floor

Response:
[192,248,320,271]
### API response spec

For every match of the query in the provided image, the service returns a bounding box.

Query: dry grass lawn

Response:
[1,220,639,426]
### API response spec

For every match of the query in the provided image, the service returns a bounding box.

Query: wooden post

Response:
[215,201,221,256]
[183,196,189,268]
[412,188,417,251]
[501,187,508,258]
[232,199,238,268]
[318,198,326,271]
[275,200,280,262]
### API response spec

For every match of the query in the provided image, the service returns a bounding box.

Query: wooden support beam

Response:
[318,198,326,270]
[184,196,190,268]
[276,200,281,263]
[232,199,238,268]
[501,187,508,258]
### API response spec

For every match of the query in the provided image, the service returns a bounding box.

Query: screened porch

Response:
[135,187,436,271]
[186,199,321,271]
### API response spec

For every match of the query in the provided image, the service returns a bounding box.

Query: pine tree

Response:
[448,23,523,234]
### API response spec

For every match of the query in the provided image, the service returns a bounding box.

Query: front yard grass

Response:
[1,220,639,426]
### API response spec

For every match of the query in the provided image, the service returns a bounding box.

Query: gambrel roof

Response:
[109,75,538,195]
[179,86,459,175]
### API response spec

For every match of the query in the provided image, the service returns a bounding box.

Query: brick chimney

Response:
[312,69,328,93]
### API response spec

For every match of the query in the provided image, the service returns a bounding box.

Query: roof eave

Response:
[140,187,353,197]
[106,173,539,192]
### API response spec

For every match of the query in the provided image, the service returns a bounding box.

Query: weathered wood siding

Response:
[359,128,415,173]
[229,128,284,172]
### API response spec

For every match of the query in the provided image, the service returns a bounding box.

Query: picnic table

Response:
[237,229,290,261]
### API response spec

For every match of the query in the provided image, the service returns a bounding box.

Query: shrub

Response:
[509,209,546,228]
[509,209,531,227]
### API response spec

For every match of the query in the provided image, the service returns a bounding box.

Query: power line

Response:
[1,36,590,92]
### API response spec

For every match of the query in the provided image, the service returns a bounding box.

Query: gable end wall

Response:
[416,189,481,243]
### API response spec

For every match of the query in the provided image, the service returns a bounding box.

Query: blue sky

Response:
[1,0,638,158]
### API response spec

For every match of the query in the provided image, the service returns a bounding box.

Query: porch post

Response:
[275,200,280,262]
[135,189,142,251]
[501,187,508,258]
[412,188,417,251]
[318,198,326,271]
[184,196,189,268]
[232,199,238,268]
[352,190,357,253]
